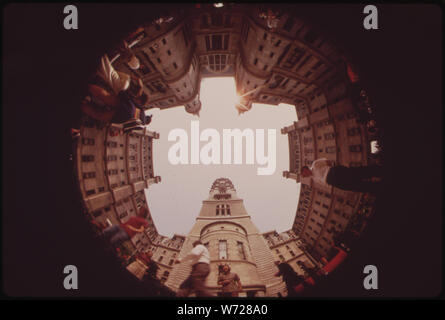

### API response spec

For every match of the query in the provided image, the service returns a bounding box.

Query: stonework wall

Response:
[75,5,382,293]
[76,120,161,253]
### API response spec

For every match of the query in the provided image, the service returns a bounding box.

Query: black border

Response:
[1,2,443,305]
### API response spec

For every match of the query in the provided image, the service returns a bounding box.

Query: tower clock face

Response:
[73,3,384,297]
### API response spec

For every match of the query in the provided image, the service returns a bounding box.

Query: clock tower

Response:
[165,178,284,297]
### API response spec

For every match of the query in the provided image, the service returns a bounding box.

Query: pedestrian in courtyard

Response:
[300,158,383,194]
[175,240,214,297]
[81,53,148,128]
[101,206,149,247]
[218,264,242,297]
[274,261,305,297]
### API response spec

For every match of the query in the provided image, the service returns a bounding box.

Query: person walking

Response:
[274,261,305,297]
[101,207,149,247]
[175,240,213,297]
[301,158,383,194]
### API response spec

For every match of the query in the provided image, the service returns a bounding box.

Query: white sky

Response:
[145,77,300,238]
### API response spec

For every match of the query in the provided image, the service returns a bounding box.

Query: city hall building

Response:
[74,3,381,297]
[165,178,314,297]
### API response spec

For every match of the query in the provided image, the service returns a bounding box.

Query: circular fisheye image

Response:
[72,3,383,297]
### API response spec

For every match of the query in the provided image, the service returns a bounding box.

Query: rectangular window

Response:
[81,155,94,162]
[324,133,335,140]
[83,172,96,179]
[283,47,305,69]
[151,81,166,93]
[349,145,363,152]
[347,127,361,136]
[82,138,95,145]
[212,34,223,50]
[237,241,246,260]
[85,189,96,196]
[223,34,229,50]
[219,240,228,259]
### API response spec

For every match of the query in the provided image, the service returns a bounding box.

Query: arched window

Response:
[216,204,220,215]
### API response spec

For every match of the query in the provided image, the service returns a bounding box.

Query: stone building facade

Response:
[74,4,381,294]
[165,178,304,297]
[109,4,349,115]
[262,229,317,280]
[75,120,162,253]
[280,69,378,260]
